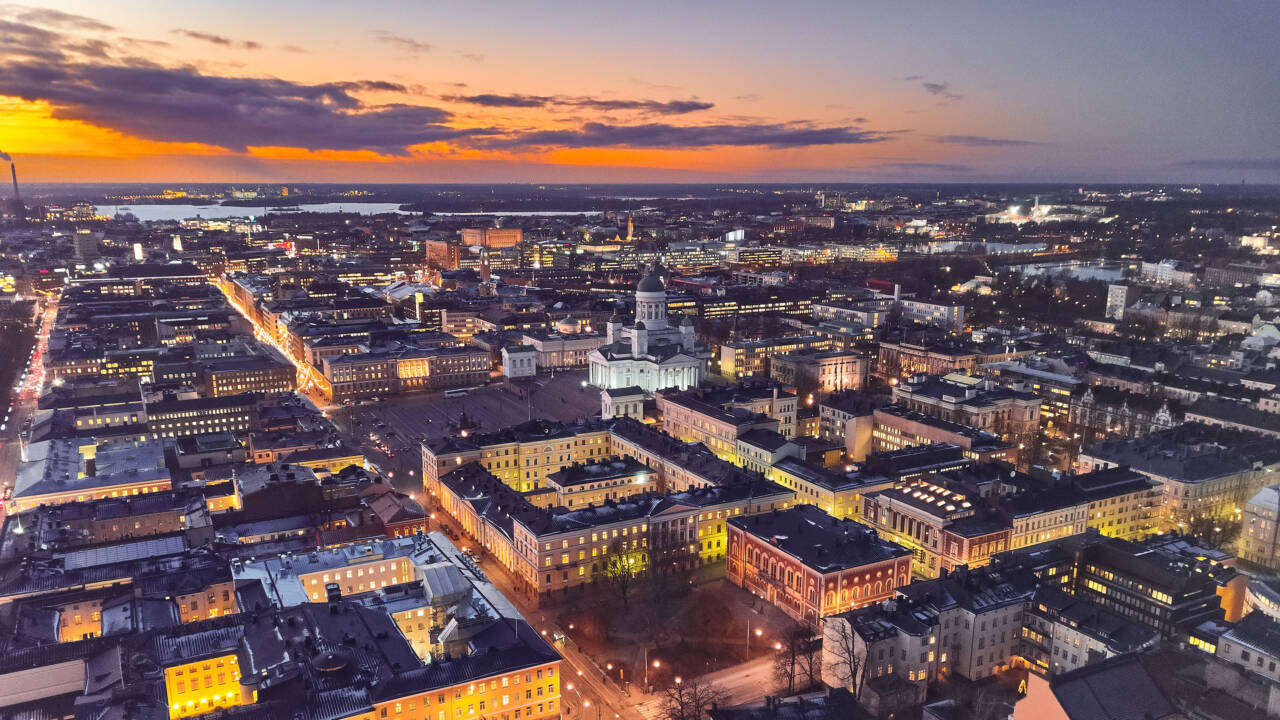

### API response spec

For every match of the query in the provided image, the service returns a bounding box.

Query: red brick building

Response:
[727,505,911,627]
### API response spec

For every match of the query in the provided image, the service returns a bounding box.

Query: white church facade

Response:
[587,266,709,393]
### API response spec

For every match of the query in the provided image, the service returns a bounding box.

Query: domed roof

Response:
[559,315,579,325]
[636,272,665,292]
[635,320,647,330]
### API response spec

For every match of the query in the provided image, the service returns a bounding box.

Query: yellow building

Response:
[9,438,172,514]
[164,653,253,719]
[767,457,894,521]
[1073,466,1162,541]
[437,460,794,602]
[422,419,612,492]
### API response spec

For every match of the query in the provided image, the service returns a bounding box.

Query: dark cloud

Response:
[934,134,1043,147]
[0,60,490,153]
[460,52,484,62]
[911,77,962,101]
[172,29,260,50]
[1176,157,1280,171]
[451,93,551,108]
[444,93,714,115]
[282,44,308,54]
[1,4,113,31]
[480,122,890,150]
[371,30,432,54]
[0,18,111,62]
[589,98,713,114]
[121,37,173,49]
[335,80,410,93]
[734,94,762,102]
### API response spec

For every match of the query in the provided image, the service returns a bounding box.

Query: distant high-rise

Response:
[74,229,100,260]
[1105,283,1138,320]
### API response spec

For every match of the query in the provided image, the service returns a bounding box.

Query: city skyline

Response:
[3,0,1279,184]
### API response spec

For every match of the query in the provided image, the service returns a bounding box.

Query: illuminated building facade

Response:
[727,505,911,626]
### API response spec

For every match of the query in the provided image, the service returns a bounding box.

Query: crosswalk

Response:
[633,697,664,720]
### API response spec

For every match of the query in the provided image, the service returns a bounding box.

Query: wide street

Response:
[0,298,53,518]
[633,657,776,720]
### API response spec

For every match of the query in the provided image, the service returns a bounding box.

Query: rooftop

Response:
[729,505,909,573]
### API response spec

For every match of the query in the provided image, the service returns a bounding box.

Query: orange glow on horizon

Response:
[0,97,224,159]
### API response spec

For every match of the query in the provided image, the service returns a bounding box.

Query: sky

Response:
[1,0,1278,184]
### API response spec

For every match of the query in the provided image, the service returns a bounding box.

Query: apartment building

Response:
[719,334,830,380]
[1078,424,1280,531]
[892,373,1041,445]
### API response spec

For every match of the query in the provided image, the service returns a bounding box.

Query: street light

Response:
[746,620,763,660]
[643,652,660,690]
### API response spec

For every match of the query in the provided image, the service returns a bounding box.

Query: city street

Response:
[632,657,776,720]
[0,299,53,518]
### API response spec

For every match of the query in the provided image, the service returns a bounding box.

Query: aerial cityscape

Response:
[2,3,1280,720]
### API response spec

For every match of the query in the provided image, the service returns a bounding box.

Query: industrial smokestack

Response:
[0,150,21,219]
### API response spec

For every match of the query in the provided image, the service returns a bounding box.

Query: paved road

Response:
[0,300,52,516]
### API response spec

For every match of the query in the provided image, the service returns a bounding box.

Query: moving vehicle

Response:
[443,388,468,398]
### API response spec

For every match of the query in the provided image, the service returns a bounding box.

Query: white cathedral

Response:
[587,266,709,393]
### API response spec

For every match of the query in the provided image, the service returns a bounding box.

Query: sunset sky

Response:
[2,0,1278,183]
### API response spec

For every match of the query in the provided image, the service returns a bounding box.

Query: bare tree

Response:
[602,539,646,611]
[969,686,1016,720]
[644,559,691,620]
[799,635,823,693]
[772,622,810,696]
[658,676,727,720]
[823,618,866,699]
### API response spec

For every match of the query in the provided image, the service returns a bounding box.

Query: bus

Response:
[443,388,469,398]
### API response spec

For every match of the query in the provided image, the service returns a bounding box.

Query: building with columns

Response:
[587,265,709,393]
